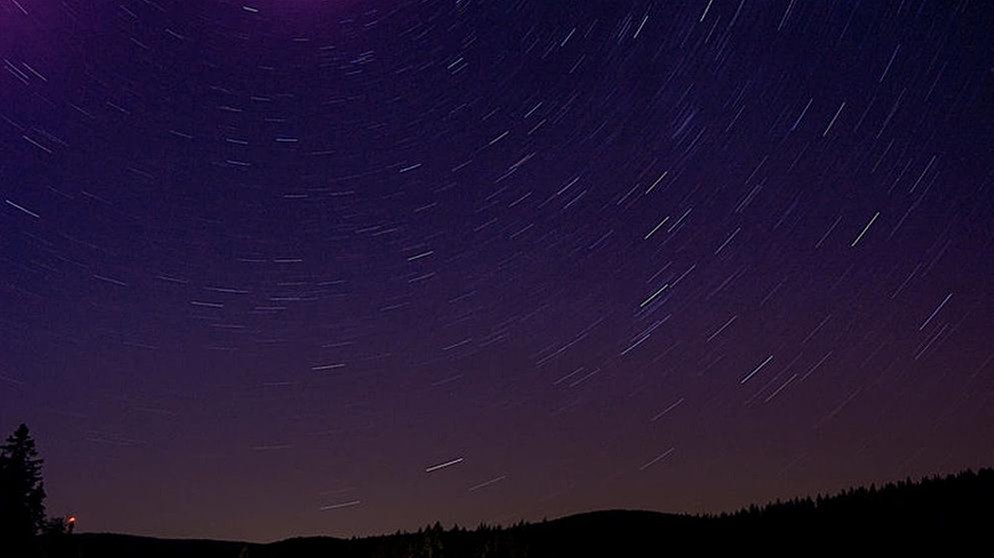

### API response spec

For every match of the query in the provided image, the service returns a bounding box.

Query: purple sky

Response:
[2,0,993,543]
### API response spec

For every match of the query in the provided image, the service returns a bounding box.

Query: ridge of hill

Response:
[38,468,994,556]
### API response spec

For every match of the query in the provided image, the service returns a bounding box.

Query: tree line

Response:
[3,422,992,557]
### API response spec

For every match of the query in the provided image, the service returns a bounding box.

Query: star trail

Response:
[1,0,993,543]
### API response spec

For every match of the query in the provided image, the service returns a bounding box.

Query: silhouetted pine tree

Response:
[0,424,48,555]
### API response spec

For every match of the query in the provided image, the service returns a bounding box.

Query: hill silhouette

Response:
[30,467,994,556]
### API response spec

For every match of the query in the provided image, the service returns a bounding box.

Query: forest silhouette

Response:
[2,423,991,557]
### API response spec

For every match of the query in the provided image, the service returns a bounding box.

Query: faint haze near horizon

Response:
[1,0,993,542]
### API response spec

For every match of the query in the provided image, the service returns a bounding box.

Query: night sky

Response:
[2,0,993,543]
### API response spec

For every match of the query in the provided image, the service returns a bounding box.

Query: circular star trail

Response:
[2,0,993,542]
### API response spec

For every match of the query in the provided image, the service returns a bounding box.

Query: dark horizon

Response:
[60,466,994,544]
[3,0,993,543]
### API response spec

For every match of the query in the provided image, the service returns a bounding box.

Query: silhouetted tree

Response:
[40,517,69,537]
[0,424,48,554]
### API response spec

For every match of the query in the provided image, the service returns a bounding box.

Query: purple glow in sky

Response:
[2,0,993,543]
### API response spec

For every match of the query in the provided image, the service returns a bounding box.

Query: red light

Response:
[67,516,76,523]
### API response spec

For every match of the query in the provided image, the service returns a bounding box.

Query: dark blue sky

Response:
[2,0,993,542]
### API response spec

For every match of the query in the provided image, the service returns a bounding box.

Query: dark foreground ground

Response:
[28,468,994,557]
